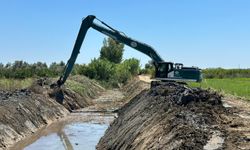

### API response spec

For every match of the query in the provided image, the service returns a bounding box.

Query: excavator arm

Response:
[56,15,95,86]
[56,15,202,87]
[91,20,164,62]
[57,15,165,86]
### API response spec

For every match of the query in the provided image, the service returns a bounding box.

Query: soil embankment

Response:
[9,77,147,150]
[0,76,104,150]
[97,82,250,150]
[73,78,149,113]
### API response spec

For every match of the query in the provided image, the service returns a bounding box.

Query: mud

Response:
[97,82,250,150]
[32,77,103,112]
[0,76,104,150]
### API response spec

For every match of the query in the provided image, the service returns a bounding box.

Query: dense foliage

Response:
[139,61,155,77]
[77,37,140,86]
[100,38,124,64]
[0,58,140,86]
[0,37,140,87]
[80,58,115,81]
[1,36,249,87]
[203,68,250,78]
[77,58,140,87]
[0,61,65,79]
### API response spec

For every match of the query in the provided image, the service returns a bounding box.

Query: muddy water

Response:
[10,89,124,150]
[10,112,115,150]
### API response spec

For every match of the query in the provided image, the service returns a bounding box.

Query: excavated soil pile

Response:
[31,76,104,112]
[97,82,250,150]
[108,78,150,110]
[121,78,150,103]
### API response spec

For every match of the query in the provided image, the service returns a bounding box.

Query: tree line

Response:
[3,60,248,81]
[0,61,66,79]
[0,38,140,87]
[202,68,250,79]
[1,37,249,82]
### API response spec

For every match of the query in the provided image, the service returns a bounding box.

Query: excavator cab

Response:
[155,62,174,78]
[155,62,202,82]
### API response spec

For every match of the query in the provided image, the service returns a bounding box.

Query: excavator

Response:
[54,15,202,87]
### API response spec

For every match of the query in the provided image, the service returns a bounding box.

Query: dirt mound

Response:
[97,82,249,150]
[119,78,149,105]
[0,89,32,100]
[30,76,104,112]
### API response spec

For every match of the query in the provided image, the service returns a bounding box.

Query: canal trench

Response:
[9,89,124,150]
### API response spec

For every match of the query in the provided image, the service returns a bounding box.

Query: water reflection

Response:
[11,113,115,150]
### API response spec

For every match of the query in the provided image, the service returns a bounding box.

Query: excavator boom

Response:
[56,15,202,87]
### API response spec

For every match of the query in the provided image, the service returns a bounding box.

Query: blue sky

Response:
[0,0,249,69]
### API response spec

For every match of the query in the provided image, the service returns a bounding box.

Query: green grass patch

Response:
[0,78,34,90]
[65,80,86,96]
[65,75,104,99]
[189,78,250,100]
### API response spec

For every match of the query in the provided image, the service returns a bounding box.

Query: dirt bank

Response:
[0,76,104,150]
[97,82,250,150]
[8,77,147,150]
[73,77,149,113]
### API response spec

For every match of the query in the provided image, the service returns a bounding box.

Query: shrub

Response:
[83,58,115,81]
[203,68,250,79]
[139,61,155,77]
[114,63,132,84]
[100,38,124,64]
[123,58,140,76]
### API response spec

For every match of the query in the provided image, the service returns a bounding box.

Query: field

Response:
[189,78,250,100]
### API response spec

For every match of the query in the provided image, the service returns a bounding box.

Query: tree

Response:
[49,61,65,76]
[12,61,29,70]
[114,63,132,83]
[140,61,155,76]
[123,58,140,76]
[100,38,124,64]
[85,58,115,81]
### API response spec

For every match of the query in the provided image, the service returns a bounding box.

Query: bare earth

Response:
[97,76,250,150]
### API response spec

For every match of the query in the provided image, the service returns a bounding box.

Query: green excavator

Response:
[55,15,202,87]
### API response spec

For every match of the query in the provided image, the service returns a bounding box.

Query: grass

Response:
[65,75,104,98]
[189,78,250,100]
[0,78,34,90]
[65,80,86,96]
